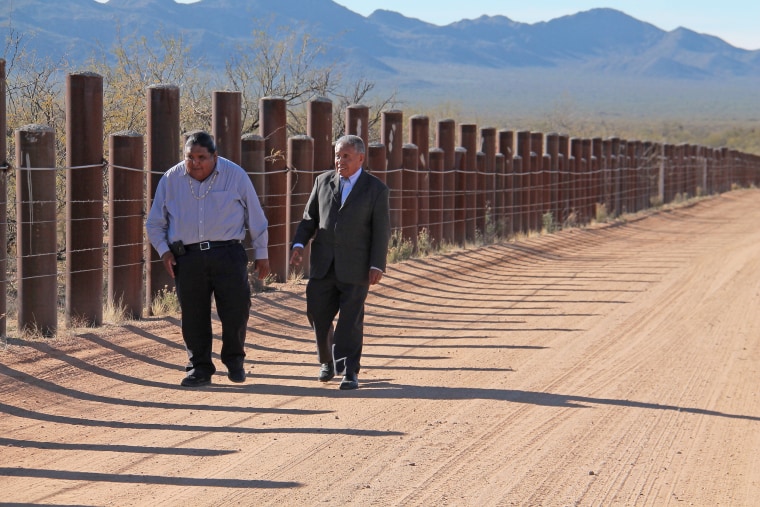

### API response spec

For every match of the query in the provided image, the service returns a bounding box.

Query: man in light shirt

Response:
[146,131,270,387]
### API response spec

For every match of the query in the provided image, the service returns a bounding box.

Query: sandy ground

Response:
[2,189,760,506]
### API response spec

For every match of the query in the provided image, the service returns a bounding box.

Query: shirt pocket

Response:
[207,190,244,225]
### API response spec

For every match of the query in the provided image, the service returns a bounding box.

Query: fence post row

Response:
[3,70,760,335]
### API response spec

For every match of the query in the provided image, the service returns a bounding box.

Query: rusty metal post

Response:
[367,142,387,183]
[688,144,698,198]
[302,97,332,280]
[494,153,505,236]
[401,143,419,246]
[541,154,551,230]
[288,135,314,279]
[242,134,266,197]
[428,148,444,246]
[642,141,656,207]
[661,143,671,204]
[592,137,604,216]
[453,147,467,245]
[346,104,369,148]
[241,133,267,263]
[582,138,593,223]
[437,119,456,243]
[410,115,429,233]
[65,72,104,327]
[557,135,569,223]
[480,127,496,236]
[610,138,622,216]
[629,141,640,211]
[498,130,514,236]
[531,132,545,231]
[212,90,242,165]
[108,131,144,319]
[702,146,711,195]
[460,124,478,241]
[601,139,612,215]
[517,131,532,233]
[645,141,655,209]
[410,115,430,173]
[437,119,456,174]
[546,134,559,224]
[0,59,6,336]
[382,110,403,231]
[619,139,630,213]
[16,125,57,336]
[672,144,682,200]
[719,147,729,193]
[146,84,180,312]
[308,97,333,172]
[260,96,288,282]
[570,138,584,222]
[512,156,523,233]
[697,145,707,198]
[709,147,718,194]
[476,152,487,235]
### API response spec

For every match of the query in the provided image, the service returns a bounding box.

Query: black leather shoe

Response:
[180,373,212,387]
[319,362,335,382]
[227,368,246,383]
[339,372,358,390]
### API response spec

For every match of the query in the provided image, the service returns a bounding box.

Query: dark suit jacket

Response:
[293,169,391,285]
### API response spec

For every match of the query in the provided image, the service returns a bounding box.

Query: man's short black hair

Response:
[185,130,217,154]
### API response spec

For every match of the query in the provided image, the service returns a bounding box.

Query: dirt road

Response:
[2,190,760,506]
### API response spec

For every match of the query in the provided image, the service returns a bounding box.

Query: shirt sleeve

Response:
[241,171,269,260]
[145,176,171,257]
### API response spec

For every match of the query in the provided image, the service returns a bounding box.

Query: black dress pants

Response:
[306,265,369,376]
[174,243,250,376]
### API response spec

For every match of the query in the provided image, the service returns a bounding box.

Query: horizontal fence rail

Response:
[2,68,759,336]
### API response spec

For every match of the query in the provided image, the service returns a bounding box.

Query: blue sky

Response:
[332,0,760,50]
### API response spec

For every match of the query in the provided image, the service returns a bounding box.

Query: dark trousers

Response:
[174,243,250,376]
[306,265,369,376]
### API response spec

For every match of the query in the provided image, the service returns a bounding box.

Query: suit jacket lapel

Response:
[331,172,341,206]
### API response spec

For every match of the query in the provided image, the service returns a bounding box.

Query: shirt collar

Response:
[343,168,362,185]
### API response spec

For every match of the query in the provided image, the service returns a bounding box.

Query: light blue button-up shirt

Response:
[146,156,269,260]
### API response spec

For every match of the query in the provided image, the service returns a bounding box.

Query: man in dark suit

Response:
[290,135,391,390]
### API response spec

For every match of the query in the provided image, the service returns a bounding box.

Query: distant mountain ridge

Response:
[5,0,760,79]
[4,0,760,121]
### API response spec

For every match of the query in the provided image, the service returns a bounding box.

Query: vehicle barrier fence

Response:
[2,68,759,336]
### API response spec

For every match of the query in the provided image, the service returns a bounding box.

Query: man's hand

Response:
[289,246,304,267]
[369,268,383,285]
[161,251,177,279]
[254,259,271,280]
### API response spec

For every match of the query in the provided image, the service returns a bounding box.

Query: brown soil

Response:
[2,189,760,506]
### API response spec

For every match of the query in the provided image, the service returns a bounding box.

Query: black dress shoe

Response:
[339,372,358,390]
[181,373,212,387]
[319,362,335,382]
[227,368,246,383]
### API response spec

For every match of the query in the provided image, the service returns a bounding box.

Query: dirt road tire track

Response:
[2,189,760,506]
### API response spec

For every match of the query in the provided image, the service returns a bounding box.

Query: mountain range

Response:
[4,0,760,120]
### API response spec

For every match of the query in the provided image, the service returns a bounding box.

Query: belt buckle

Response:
[199,241,211,251]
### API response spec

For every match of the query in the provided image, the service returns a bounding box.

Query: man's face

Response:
[184,144,217,181]
[335,142,364,179]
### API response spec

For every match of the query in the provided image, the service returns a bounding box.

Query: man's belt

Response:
[184,240,240,251]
